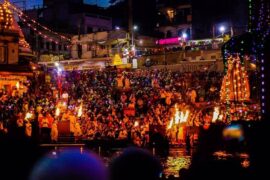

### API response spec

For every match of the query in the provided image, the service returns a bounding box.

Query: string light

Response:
[18,14,60,44]
[6,1,71,42]
[16,12,71,49]
[221,0,270,120]
[0,2,13,30]
[221,56,250,103]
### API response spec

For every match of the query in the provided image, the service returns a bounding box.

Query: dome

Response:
[0,2,13,30]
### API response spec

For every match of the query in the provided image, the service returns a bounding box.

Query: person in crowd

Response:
[0,68,250,145]
[51,121,58,142]
[110,148,162,180]
[30,150,108,180]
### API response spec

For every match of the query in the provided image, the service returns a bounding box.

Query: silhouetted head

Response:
[30,149,108,180]
[110,147,162,180]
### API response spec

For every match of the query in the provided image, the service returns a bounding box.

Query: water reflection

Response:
[160,148,191,177]
[44,146,249,178]
[99,148,191,178]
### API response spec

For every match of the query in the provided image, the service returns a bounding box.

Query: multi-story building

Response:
[28,0,112,34]
[22,0,112,56]
[191,0,249,39]
[0,2,35,95]
[156,0,192,39]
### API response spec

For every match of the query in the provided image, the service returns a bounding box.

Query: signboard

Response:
[122,57,128,65]
[0,75,27,82]
[132,58,138,69]
[156,37,181,45]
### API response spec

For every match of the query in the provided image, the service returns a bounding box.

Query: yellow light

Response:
[134,121,139,127]
[25,112,33,120]
[16,82,20,89]
[77,103,83,117]
[180,110,189,123]
[175,110,180,124]
[212,107,220,123]
[55,107,60,117]
[167,118,174,130]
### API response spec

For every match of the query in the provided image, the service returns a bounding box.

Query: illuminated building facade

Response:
[156,0,192,39]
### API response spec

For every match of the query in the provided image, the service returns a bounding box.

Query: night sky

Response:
[10,0,110,8]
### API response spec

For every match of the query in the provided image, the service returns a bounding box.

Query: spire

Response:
[0,1,31,53]
[0,1,13,31]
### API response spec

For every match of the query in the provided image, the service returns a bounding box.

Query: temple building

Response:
[0,1,35,95]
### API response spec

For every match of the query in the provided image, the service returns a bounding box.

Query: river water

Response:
[92,147,191,178]
[45,146,249,178]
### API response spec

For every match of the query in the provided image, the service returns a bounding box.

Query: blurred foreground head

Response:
[110,147,162,180]
[30,149,108,180]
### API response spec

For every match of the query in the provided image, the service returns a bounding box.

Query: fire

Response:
[180,110,190,123]
[25,112,33,120]
[212,107,220,123]
[168,104,190,129]
[55,107,60,117]
[175,110,180,124]
[77,103,83,117]
[16,82,20,89]
[134,121,139,127]
[167,118,174,129]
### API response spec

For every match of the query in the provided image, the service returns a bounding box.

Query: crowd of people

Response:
[0,68,267,180]
[0,68,224,145]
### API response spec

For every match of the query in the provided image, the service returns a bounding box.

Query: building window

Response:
[167,9,175,21]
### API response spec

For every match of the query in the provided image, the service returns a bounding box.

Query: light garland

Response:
[0,2,13,30]
[1,1,71,49]
[7,1,71,42]
[222,0,270,119]
[220,56,250,102]
[18,14,59,44]
[251,0,270,116]
[17,14,71,49]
